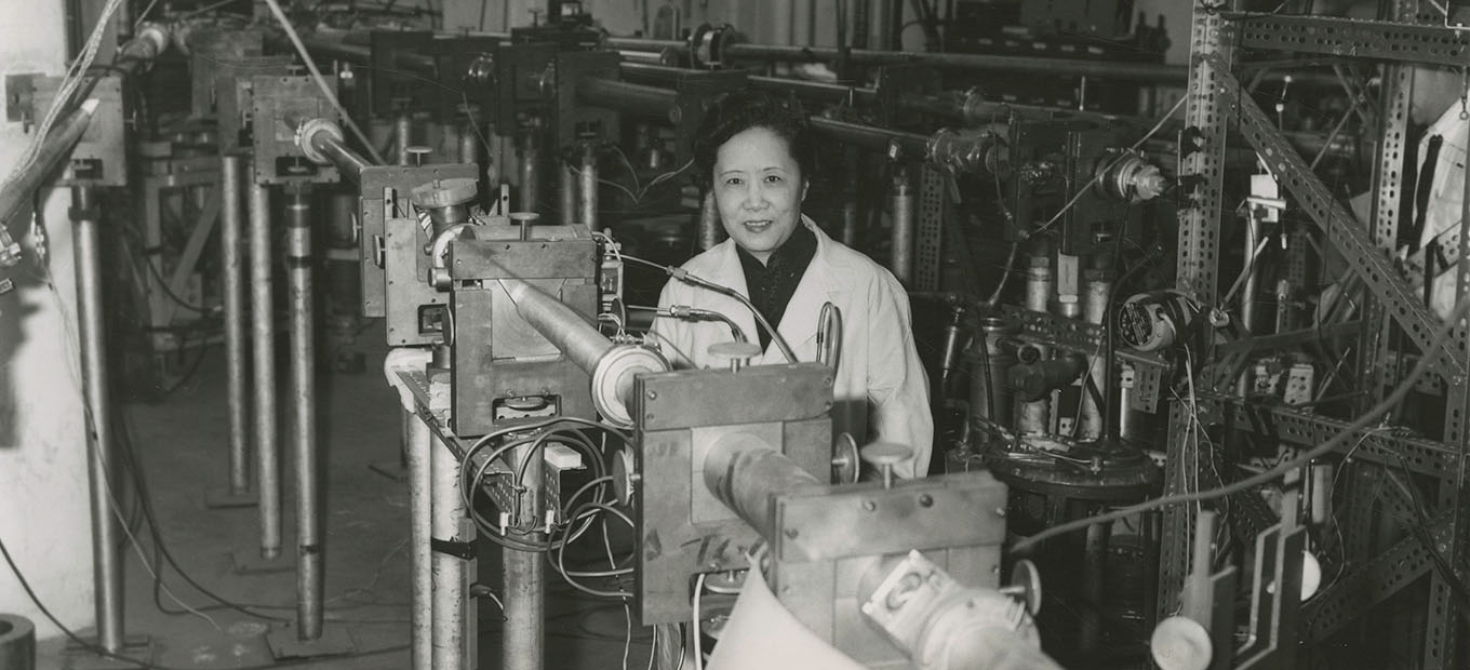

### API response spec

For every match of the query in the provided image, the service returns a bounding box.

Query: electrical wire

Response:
[691,572,708,670]
[259,0,387,165]
[1010,297,1470,554]
[620,254,798,363]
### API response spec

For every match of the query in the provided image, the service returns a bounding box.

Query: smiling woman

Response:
[650,89,935,479]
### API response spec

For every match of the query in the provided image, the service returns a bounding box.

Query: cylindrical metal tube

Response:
[519,131,540,212]
[722,43,1187,82]
[1079,271,1111,441]
[840,147,860,247]
[503,441,545,670]
[310,132,371,185]
[702,433,820,542]
[406,411,433,670]
[809,117,930,157]
[500,279,614,374]
[396,114,414,167]
[220,155,249,496]
[441,123,461,165]
[698,191,723,250]
[431,432,469,670]
[285,187,323,640]
[1117,362,1140,441]
[0,614,36,670]
[967,315,1017,440]
[576,77,679,121]
[1079,522,1111,653]
[890,168,914,286]
[1024,251,1052,313]
[73,187,124,653]
[1242,216,1262,334]
[460,122,480,165]
[579,143,598,232]
[559,163,577,227]
[248,182,282,560]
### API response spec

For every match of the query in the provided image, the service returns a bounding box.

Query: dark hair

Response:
[692,89,815,190]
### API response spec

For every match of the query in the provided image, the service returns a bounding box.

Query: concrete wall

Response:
[0,0,99,643]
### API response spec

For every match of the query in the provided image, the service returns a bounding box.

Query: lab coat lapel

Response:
[758,219,845,365]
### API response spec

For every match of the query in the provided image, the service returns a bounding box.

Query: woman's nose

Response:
[742,182,768,208]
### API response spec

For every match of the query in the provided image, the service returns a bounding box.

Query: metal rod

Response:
[285,186,323,640]
[406,411,433,670]
[73,186,124,653]
[0,100,97,231]
[249,181,282,560]
[503,441,545,670]
[309,131,372,184]
[1080,271,1111,441]
[441,123,461,165]
[396,114,414,166]
[519,130,540,212]
[809,117,930,157]
[579,143,598,232]
[221,154,250,496]
[431,432,469,670]
[698,190,723,250]
[890,167,914,286]
[500,278,614,375]
[576,77,678,121]
[840,146,860,246]
[460,121,479,165]
[560,162,577,227]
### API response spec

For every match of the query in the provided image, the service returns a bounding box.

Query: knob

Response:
[860,442,913,489]
[406,145,432,166]
[707,341,762,372]
[510,212,540,240]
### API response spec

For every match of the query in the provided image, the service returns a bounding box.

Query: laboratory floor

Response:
[38,325,649,670]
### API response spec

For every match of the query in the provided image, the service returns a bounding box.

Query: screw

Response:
[862,500,877,512]
[647,390,658,399]
[784,528,799,539]
[995,507,1007,518]
[918,494,934,508]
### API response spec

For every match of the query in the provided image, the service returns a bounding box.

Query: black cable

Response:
[0,529,409,670]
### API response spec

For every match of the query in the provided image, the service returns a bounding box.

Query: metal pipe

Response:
[441,123,461,165]
[396,114,414,167]
[890,167,914,286]
[808,117,930,157]
[249,182,282,560]
[578,143,598,232]
[559,162,577,227]
[73,186,124,652]
[748,75,878,103]
[503,442,545,670]
[1079,522,1110,654]
[840,147,860,246]
[500,279,614,375]
[1079,270,1110,441]
[702,433,820,542]
[430,432,469,670]
[406,411,433,670]
[576,77,679,121]
[1241,215,1262,333]
[220,155,249,496]
[460,122,480,165]
[307,128,371,184]
[0,100,98,232]
[285,186,323,640]
[698,190,723,250]
[519,131,540,212]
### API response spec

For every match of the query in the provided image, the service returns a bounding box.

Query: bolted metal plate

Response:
[772,472,1008,563]
[634,363,834,431]
[449,238,597,280]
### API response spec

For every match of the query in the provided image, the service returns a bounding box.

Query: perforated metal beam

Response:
[1219,66,1469,379]
[1234,13,1470,67]
[1303,512,1450,642]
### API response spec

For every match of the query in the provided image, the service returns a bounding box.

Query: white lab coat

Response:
[1414,99,1470,319]
[651,217,934,478]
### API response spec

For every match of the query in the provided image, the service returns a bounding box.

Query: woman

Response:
[651,90,933,478]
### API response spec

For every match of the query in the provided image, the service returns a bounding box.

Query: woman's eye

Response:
[764,175,782,184]
[725,177,743,186]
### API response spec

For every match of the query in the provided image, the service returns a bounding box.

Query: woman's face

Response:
[712,126,807,263]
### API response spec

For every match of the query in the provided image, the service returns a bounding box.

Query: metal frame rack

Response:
[1166,2,1470,666]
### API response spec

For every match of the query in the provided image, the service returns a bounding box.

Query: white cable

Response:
[692,572,707,670]
[259,0,387,165]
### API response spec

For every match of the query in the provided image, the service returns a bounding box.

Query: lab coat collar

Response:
[706,215,849,362]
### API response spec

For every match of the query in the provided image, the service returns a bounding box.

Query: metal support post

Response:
[502,440,545,670]
[890,166,914,286]
[396,114,414,166]
[72,186,124,653]
[841,147,860,246]
[698,191,723,251]
[519,131,541,212]
[207,153,254,508]
[286,186,322,640]
[407,411,433,670]
[578,142,598,232]
[559,161,577,227]
[432,432,472,670]
[1079,270,1110,441]
[460,121,480,165]
[441,123,461,164]
[248,181,283,562]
